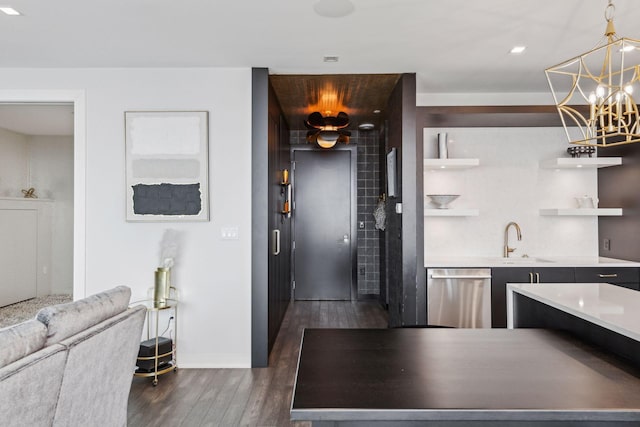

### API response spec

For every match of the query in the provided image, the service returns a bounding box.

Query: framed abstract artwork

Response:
[125,111,209,222]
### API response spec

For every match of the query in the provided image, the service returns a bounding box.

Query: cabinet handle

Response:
[529,272,534,283]
[598,274,618,278]
[272,229,280,255]
[535,272,540,283]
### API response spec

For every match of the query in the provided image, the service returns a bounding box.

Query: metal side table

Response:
[132,299,178,386]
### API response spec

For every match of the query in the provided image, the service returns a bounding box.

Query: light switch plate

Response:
[221,227,239,240]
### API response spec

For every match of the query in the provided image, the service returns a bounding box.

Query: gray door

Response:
[293,149,353,300]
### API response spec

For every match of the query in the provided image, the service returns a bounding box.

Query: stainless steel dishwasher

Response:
[427,268,492,328]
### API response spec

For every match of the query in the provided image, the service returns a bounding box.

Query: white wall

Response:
[0,127,29,197]
[424,127,600,260]
[29,135,74,294]
[0,68,253,368]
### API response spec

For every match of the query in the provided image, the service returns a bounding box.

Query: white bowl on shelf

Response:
[426,194,460,209]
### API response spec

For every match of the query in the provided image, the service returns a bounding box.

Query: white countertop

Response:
[425,256,640,268]
[507,282,640,342]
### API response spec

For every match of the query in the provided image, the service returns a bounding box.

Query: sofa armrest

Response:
[53,305,146,427]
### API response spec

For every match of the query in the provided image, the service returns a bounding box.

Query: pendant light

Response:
[545,0,640,147]
[305,112,351,149]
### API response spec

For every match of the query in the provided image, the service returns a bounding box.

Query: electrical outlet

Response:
[359,221,365,229]
[359,267,365,275]
[603,238,611,251]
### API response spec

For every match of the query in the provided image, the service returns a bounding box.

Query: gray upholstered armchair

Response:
[0,286,146,427]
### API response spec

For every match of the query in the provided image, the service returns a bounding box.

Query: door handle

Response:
[598,274,618,278]
[535,272,540,283]
[529,272,534,283]
[272,229,280,255]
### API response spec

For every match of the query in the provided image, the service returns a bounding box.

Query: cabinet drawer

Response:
[574,267,639,284]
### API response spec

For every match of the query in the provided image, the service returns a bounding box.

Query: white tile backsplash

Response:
[424,127,599,261]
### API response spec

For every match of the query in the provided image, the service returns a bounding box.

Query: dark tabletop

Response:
[291,328,640,422]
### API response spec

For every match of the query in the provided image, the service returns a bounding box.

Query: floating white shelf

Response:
[425,208,479,217]
[539,208,623,216]
[539,157,622,169]
[424,158,480,169]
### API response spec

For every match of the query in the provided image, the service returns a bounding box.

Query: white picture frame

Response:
[125,111,209,222]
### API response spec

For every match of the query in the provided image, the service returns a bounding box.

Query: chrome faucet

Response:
[503,222,522,258]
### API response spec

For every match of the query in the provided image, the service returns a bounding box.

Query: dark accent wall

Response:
[385,74,423,327]
[268,81,292,352]
[599,145,640,261]
[252,69,292,367]
[290,130,382,298]
[416,105,563,128]
[251,68,269,367]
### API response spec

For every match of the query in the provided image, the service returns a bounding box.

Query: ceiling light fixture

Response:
[313,0,355,18]
[0,6,21,15]
[305,111,350,149]
[323,55,339,63]
[546,0,640,147]
[510,46,526,54]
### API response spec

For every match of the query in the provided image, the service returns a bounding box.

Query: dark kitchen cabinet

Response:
[574,267,640,290]
[491,267,575,328]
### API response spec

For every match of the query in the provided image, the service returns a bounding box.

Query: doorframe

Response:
[0,90,87,300]
[290,144,358,301]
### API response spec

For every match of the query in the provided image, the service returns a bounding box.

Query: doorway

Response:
[291,146,357,300]
[0,103,74,303]
[0,90,86,300]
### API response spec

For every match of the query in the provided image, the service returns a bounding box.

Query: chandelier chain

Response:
[605,1,615,22]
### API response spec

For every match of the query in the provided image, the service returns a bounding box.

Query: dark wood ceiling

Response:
[269,74,401,131]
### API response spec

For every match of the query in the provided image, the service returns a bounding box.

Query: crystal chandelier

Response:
[545,0,640,147]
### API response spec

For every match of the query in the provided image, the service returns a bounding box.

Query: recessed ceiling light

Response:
[510,46,526,54]
[0,6,21,15]
[358,123,374,130]
[373,109,381,114]
[313,0,354,18]
[323,55,339,63]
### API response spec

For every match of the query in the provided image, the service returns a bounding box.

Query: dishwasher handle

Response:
[430,274,492,280]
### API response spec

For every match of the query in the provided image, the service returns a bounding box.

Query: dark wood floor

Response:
[127,300,388,426]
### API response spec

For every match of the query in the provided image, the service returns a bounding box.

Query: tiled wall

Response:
[355,131,382,296]
[290,130,382,297]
